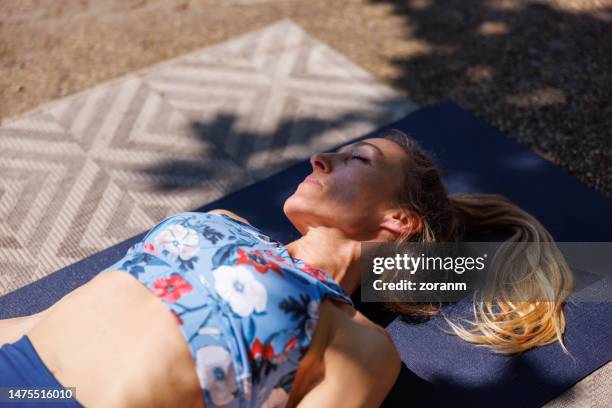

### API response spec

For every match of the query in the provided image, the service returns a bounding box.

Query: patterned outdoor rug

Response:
[0,19,416,296]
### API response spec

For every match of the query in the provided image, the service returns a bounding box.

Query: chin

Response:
[283,194,314,234]
[284,187,310,210]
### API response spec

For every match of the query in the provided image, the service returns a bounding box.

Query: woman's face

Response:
[283,137,409,241]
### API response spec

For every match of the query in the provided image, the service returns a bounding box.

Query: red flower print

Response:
[263,249,289,265]
[170,310,184,325]
[152,275,192,302]
[284,337,297,352]
[300,263,328,282]
[250,338,275,360]
[236,249,283,277]
[143,243,156,252]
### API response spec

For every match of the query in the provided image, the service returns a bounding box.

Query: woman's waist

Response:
[27,271,202,406]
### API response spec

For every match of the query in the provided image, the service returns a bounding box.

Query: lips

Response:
[303,175,322,187]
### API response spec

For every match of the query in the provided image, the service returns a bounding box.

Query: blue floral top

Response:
[101,212,353,407]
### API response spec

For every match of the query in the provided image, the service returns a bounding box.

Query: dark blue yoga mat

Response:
[1,102,611,407]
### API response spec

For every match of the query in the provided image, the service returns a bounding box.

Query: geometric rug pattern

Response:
[544,361,612,408]
[0,19,416,296]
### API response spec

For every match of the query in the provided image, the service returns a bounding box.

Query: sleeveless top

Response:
[101,212,353,407]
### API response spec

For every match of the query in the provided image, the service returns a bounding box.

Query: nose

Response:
[310,152,332,173]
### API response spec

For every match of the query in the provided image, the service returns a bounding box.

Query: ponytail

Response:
[446,193,573,353]
[382,130,573,354]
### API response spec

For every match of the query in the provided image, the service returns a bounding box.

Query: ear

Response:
[380,209,422,240]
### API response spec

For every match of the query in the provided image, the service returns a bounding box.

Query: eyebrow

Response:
[337,142,384,157]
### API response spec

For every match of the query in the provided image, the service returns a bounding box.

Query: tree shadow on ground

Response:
[370,0,612,196]
[141,95,410,204]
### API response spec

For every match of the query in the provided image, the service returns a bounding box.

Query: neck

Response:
[285,226,362,295]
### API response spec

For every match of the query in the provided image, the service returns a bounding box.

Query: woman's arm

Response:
[207,209,252,225]
[297,323,401,407]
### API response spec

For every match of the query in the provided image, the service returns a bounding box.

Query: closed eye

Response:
[350,155,369,163]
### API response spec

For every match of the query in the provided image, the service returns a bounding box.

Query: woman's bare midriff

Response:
[25,270,363,408]
[27,270,204,408]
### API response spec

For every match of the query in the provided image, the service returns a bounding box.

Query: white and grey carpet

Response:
[0,19,416,296]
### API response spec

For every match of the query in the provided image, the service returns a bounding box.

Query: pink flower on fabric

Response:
[263,249,290,266]
[152,275,193,302]
[250,338,275,360]
[154,224,199,261]
[299,263,328,282]
[236,249,284,277]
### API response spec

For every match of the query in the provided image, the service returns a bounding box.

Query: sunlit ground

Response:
[1,0,610,196]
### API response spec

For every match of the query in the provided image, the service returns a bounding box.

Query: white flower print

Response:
[195,345,238,406]
[241,378,252,402]
[305,300,320,340]
[154,224,199,260]
[198,327,222,338]
[213,265,267,317]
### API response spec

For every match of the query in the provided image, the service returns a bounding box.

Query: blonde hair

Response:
[382,130,573,354]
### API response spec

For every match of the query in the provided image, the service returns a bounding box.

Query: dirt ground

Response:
[1,0,611,197]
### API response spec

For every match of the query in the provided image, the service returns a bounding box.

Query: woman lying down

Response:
[0,130,572,407]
